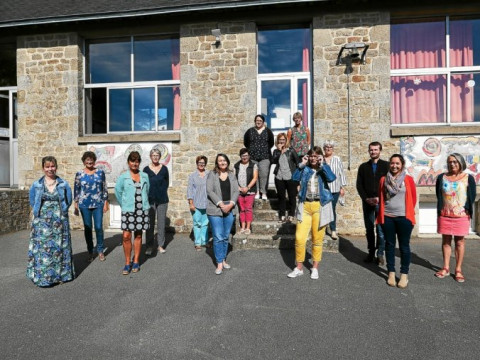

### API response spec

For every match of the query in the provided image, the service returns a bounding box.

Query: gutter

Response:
[0,0,330,28]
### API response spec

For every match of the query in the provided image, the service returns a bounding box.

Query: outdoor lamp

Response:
[336,42,369,65]
[212,29,221,46]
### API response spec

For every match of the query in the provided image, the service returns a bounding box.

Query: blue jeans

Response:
[192,208,209,246]
[79,206,104,254]
[362,202,385,256]
[329,192,340,232]
[208,213,234,264]
[381,216,413,274]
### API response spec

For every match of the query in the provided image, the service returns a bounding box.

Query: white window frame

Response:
[390,16,480,127]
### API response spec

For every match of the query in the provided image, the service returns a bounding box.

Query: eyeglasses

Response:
[197,162,206,165]
[241,155,250,158]
[324,146,333,149]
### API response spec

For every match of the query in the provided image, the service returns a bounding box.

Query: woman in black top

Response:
[143,147,169,255]
[243,114,274,200]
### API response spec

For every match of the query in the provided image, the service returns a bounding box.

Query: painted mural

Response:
[401,136,480,186]
[87,143,172,187]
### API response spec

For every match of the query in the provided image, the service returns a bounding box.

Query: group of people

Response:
[356,142,476,288]
[26,117,476,287]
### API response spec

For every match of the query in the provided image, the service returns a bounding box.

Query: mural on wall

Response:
[87,143,172,187]
[401,136,480,186]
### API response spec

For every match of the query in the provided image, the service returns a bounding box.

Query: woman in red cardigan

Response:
[377,154,416,288]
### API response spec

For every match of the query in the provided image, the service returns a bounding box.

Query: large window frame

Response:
[391,16,480,126]
[83,35,180,135]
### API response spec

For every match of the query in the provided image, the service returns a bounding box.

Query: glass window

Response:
[84,35,180,134]
[391,17,480,124]
[261,80,291,129]
[0,43,16,87]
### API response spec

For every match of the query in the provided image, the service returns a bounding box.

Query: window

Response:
[85,35,180,134]
[391,17,480,124]
[257,28,311,130]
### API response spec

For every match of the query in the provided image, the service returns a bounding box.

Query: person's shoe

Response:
[131,263,140,273]
[239,228,246,234]
[435,267,450,279]
[331,231,338,240]
[158,247,166,254]
[215,268,223,275]
[87,254,95,263]
[397,274,408,288]
[287,216,295,223]
[455,271,465,283]
[278,216,286,223]
[310,268,319,280]
[244,229,251,235]
[363,254,375,263]
[287,267,304,278]
[377,255,385,266]
[255,193,260,200]
[223,262,231,270]
[122,264,132,275]
[261,194,268,201]
[387,272,396,287]
[145,247,153,256]
[98,252,106,261]
[194,246,202,252]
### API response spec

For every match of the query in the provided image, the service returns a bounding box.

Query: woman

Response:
[27,156,75,287]
[272,132,299,223]
[207,154,239,275]
[286,112,311,158]
[187,155,210,251]
[234,148,258,234]
[434,153,476,283]
[74,151,109,262]
[377,154,416,288]
[243,114,274,200]
[287,146,336,280]
[323,140,347,240]
[115,151,150,275]
[143,148,169,255]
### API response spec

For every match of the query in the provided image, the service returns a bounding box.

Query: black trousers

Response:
[274,178,298,217]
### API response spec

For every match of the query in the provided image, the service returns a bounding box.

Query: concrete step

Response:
[231,233,339,252]
[237,221,296,235]
[252,209,282,222]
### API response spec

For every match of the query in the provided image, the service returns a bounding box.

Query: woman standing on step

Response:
[115,151,150,275]
[287,146,336,280]
[243,114,274,200]
[377,154,416,289]
[286,112,310,158]
[434,153,476,283]
[187,155,210,251]
[234,148,258,235]
[272,132,299,223]
[207,154,239,275]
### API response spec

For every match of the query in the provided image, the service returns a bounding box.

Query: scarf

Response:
[384,170,406,200]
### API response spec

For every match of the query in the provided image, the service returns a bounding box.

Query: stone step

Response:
[236,221,296,235]
[252,209,282,222]
[253,198,280,211]
[231,233,339,252]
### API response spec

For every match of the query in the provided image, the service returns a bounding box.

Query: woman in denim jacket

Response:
[287,146,336,280]
[115,151,150,275]
[27,156,75,287]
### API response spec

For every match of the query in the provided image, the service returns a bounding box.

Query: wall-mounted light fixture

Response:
[212,29,221,47]
[336,42,369,66]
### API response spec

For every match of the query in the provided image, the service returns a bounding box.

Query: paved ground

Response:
[1,229,479,360]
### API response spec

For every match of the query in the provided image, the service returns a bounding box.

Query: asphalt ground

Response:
[1,229,479,360]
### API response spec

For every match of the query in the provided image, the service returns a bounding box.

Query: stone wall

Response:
[0,189,30,234]
[16,33,85,228]
[313,12,395,235]
[172,21,257,232]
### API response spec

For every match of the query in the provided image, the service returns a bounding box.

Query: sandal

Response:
[131,263,140,273]
[98,252,106,261]
[122,264,132,275]
[455,271,465,283]
[195,246,202,251]
[434,267,450,279]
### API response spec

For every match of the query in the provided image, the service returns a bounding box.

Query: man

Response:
[356,141,389,264]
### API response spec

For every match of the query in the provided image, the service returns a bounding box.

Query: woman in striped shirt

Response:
[323,140,347,240]
[187,155,210,251]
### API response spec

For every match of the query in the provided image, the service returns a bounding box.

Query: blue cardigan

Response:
[29,176,72,217]
[114,171,150,212]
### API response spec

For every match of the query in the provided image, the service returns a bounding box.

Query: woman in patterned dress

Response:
[434,153,476,283]
[115,151,150,275]
[74,151,109,262]
[27,156,75,287]
[287,112,311,158]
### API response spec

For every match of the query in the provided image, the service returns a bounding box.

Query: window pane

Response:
[109,89,131,132]
[134,37,180,81]
[134,88,155,131]
[85,88,107,134]
[88,39,131,83]
[450,19,480,67]
[391,21,446,69]
[0,91,8,130]
[0,43,16,86]
[297,79,309,127]
[261,80,291,129]
[158,86,180,130]
[258,29,311,74]
[391,75,446,124]
[451,73,480,123]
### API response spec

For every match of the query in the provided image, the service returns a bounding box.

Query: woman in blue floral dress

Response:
[27,156,75,287]
[74,151,109,262]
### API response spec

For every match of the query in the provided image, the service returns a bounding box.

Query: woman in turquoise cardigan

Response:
[115,151,150,275]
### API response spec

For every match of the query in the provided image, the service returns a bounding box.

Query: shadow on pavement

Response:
[339,237,388,280]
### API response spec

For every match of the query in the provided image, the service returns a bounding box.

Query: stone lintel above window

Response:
[78,132,181,144]
[390,125,480,137]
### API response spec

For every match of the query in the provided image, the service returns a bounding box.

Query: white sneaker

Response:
[255,193,260,199]
[261,194,268,201]
[287,268,304,278]
[310,268,319,280]
[331,231,338,240]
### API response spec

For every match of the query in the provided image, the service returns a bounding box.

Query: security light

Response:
[212,29,221,45]
[336,42,369,65]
